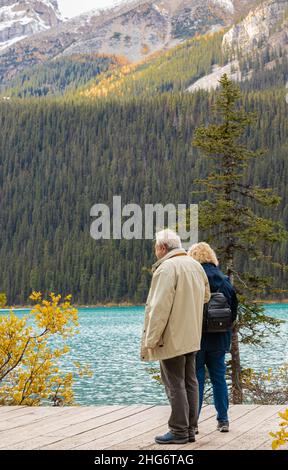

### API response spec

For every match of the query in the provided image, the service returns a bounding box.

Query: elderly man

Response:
[141,229,210,445]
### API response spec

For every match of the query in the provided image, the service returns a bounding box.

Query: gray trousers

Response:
[160,352,199,437]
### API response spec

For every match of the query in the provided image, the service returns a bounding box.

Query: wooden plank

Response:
[0,406,128,449]
[0,406,29,419]
[255,409,288,451]
[0,406,116,436]
[52,406,213,451]
[0,406,87,431]
[42,406,169,450]
[98,407,171,451]
[108,405,217,451]
[180,405,260,450]
[219,407,285,450]
[182,405,282,450]
[0,405,99,422]
[143,405,259,450]
[2,406,151,450]
[0,406,26,413]
[1,405,286,451]
[256,438,288,450]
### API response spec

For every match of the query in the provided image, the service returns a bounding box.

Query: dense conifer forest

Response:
[0,31,287,305]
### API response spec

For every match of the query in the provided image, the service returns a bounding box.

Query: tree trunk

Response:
[231,327,243,403]
[227,252,243,404]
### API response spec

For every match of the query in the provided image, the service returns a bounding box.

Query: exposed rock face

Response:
[186,60,241,92]
[187,0,288,94]
[0,1,62,51]
[60,2,172,62]
[223,0,288,54]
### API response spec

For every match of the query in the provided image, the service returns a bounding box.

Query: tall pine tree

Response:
[193,74,288,403]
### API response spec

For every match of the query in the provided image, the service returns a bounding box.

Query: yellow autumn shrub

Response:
[0,293,7,308]
[0,292,82,406]
[270,409,288,450]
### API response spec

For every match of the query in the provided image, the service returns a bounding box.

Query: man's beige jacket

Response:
[141,249,211,362]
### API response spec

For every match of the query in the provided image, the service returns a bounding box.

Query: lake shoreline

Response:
[3,299,288,310]
[2,303,286,406]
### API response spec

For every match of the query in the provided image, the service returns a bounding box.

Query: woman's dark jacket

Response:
[201,263,238,353]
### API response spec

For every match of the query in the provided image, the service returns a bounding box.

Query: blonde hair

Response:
[188,242,219,266]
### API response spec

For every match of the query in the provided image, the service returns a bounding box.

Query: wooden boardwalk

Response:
[0,404,287,450]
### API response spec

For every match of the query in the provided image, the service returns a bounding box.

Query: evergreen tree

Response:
[193,74,288,403]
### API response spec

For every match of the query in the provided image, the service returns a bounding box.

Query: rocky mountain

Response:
[0,1,62,52]
[0,0,258,82]
[223,0,288,54]
[187,0,288,93]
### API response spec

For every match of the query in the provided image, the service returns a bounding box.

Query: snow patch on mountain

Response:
[211,0,234,13]
[78,0,140,18]
[0,1,63,51]
[0,34,27,50]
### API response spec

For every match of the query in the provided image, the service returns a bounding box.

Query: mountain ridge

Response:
[0,0,260,82]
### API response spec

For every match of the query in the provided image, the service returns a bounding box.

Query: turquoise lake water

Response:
[1,304,287,405]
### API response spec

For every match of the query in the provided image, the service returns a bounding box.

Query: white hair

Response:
[155,229,182,250]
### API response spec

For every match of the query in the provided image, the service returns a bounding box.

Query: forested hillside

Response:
[78,31,225,98]
[0,4,287,306]
[0,71,287,303]
[0,55,126,98]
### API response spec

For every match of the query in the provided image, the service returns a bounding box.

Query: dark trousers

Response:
[196,350,229,423]
[160,352,199,437]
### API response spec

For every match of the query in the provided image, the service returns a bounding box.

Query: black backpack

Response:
[203,282,233,333]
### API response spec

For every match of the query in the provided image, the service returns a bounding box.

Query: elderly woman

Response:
[188,242,238,433]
